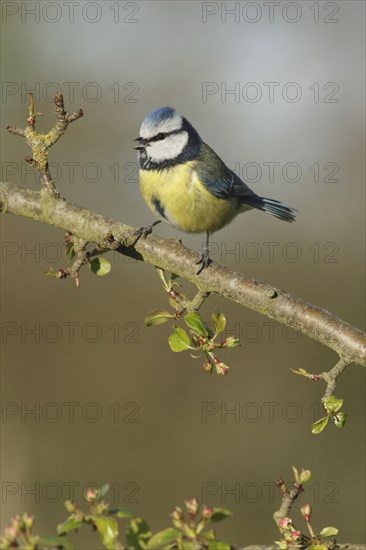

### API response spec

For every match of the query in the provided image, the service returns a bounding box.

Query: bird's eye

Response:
[157,133,165,140]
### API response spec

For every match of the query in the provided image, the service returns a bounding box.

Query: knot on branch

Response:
[265,287,278,299]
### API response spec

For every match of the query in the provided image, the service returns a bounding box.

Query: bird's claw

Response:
[137,224,154,238]
[130,222,160,248]
[196,250,211,275]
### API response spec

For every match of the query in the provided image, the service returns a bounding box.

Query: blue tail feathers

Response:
[244,196,297,222]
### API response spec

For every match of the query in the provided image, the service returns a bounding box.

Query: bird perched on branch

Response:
[134,106,296,274]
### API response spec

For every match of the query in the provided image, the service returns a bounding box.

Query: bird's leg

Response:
[196,232,212,275]
[130,220,162,247]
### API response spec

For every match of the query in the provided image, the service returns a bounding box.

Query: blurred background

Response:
[1,1,365,546]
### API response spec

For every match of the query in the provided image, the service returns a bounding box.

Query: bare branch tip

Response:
[5,125,25,137]
[28,93,35,109]
[66,109,84,123]
[54,91,64,104]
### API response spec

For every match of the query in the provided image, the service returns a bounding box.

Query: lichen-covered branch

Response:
[6,92,83,196]
[1,180,365,369]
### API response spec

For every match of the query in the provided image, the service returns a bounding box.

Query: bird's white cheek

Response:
[148,132,188,162]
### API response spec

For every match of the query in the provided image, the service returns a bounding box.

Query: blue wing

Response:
[196,143,296,222]
[197,143,255,199]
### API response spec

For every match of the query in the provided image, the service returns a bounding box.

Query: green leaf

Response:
[45,267,59,277]
[156,267,167,285]
[299,469,312,484]
[290,367,311,377]
[324,396,343,413]
[199,527,215,540]
[38,535,73,549]
[182,524,196,538]
[207,507,232,523]
[212,310,226,334]
[108,507,134,518]
[184,312,208,337]
[57,516,83,535]
[319,526,339,537]
[89,256,111,276]
[306,546,328,550]
[94,517,118,550]
[311,416,329,434]
[168,327,192,352]
[145,310,175,326]
[66,242,76,261]
[292,465,300,484]
[196,520,216,542]
[334,411,347,428]
[146,527,179,549]
[99,483,110,498]
[126,517,152,550]
[208,541,231,550]
[64,500,76,513]
[319,527,338,537]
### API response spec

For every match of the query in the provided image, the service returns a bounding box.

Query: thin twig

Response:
[5,125,25,137]
[319,357,351,400]
[273,478,303,524]
[172,289,210,315]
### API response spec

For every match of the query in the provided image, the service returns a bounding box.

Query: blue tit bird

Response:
[134,106,296,274]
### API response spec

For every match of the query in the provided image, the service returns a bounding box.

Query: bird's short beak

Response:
[133,137,147,150]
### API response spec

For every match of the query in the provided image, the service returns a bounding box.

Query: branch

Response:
[1,180,365,369]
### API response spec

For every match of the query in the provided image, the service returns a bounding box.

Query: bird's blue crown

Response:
[143,106,178,126]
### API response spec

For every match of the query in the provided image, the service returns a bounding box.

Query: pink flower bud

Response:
[214,362,229,375]
[290,530,302,541]
[279,517,292,529]
[11,517,20,530]
[185,497,199,516]
[86,488,97,502]
[4,525,17,541]
[203,360,213,373]
[202,506,214,519]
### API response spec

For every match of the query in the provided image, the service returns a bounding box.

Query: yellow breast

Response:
[139,161,239,234]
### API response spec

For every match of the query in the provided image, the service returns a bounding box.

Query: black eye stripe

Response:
[146,128,182,143]
[151,133,166,142]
